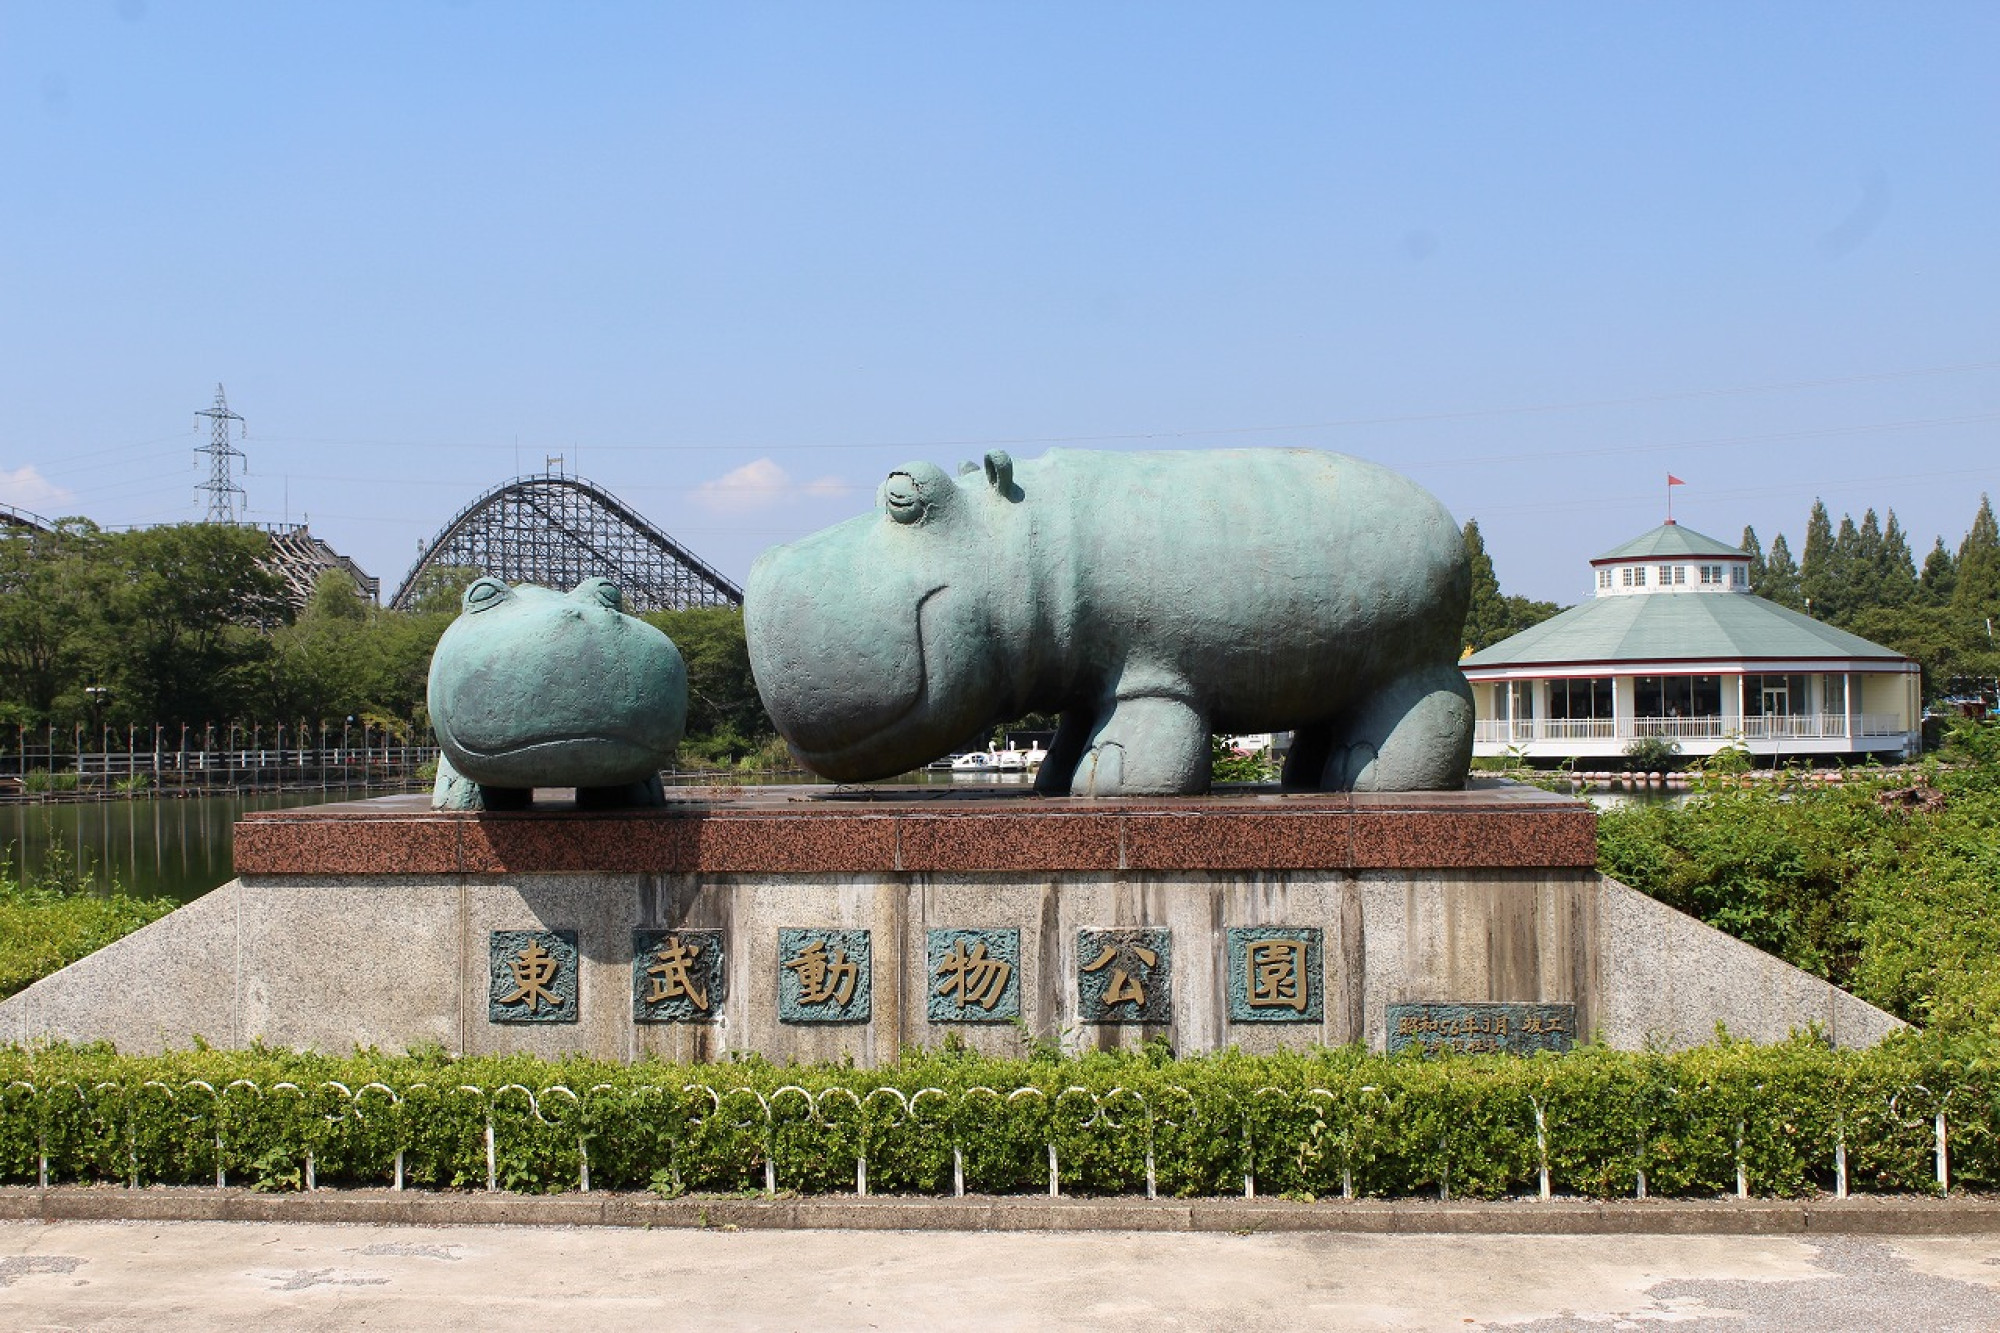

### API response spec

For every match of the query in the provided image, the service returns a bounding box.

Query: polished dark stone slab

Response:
[233,780,1597,877]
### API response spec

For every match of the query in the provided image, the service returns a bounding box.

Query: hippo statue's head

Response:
[428,577,687,792]
[746,454,1018,781]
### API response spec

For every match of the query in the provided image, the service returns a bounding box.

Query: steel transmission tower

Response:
[194,383,247,523]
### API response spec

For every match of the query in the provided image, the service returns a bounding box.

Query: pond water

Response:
[0,789,412,904]
[0,770,979,905]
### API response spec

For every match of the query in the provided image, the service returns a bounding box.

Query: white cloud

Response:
[0,465,72,514]
[693,458,794,514]
[693,459,856,513]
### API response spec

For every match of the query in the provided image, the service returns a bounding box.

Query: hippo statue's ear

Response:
[570,578,623,612]
[958,461,978,476]
[463,577,511,615]
[983,451,1013,493]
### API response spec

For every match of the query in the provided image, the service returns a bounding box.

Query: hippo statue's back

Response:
[746,447,1472,796]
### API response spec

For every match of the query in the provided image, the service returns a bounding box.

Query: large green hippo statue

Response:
[744,447,1473,796]
[428,577,687,810]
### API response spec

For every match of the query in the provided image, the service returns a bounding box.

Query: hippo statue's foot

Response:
[1069,694,1209,797]
[1321,664,1474,792]
[431,757,530,810]
[576,772,667,810]
[431,759,533,811]
[432,759,484,811]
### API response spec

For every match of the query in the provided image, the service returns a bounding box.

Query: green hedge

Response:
[2,1035,1992,1200]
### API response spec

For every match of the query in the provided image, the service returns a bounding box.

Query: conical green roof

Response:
[1592,523,1746,563]
[1462,592,1910,668]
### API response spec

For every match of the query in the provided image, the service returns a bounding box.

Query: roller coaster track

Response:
[389,473,742,613]
[0,504,54,535]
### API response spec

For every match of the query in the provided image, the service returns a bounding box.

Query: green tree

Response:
[1799,499,1837,619]
[98,524,291,726]
[1458,520,1562,653]
[1760,533,1802,610]
[642,606,775,762]
[1846,510,1883,614]
[1920,537,1957,606]
[1460,519,1505,651]
[1952,494,2000,628]
[1878,510,1918,609]
[0,523,114,727]
[1739,525,1767,591]
[399,564,484,616]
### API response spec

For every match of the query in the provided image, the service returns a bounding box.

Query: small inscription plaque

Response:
[1077,927,1172,1024]
[633,929,725,1024]
[1226,927,1323,1023]
[489,929,579,1025]
[927,927,1021,1023]
[1385,1002,1575,1056]
[778,928,871,1024]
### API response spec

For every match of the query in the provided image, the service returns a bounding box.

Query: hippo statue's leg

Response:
[576,772,667,810]
[1034,709,1096,797]
[479,784,534,811]
[1280,724,1334,790]
[1321,664,1474,792]
[1071,694,1211,797]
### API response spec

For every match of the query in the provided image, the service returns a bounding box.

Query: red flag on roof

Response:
[1667,474,1685,486]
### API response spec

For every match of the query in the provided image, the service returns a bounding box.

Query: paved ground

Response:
[5,1220,2000,1331]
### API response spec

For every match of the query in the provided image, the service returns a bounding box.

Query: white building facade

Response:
[1460,522,1921,763]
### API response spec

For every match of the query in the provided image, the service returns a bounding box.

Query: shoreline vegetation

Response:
[0,843,174,1002]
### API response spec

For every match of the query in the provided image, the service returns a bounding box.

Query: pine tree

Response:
[1799,500,1836,618]
[1953,493,2000,626]
[1461,519,1505,652]
[1460,518,1564,652]
[1740,525,1767,591]
[1878,510,1918,608]
[1762,533,1803,609]
[1920,536,1957,606]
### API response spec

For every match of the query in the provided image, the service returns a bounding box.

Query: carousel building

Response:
[1460,522,1921,763]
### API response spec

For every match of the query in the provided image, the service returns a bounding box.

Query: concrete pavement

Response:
[7,1218,2000,1330]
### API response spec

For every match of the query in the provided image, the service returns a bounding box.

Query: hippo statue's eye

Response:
[882,472,928,526]
[571,578,623,612]
[463,578,510,614]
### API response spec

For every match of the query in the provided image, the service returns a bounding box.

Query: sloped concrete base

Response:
[0,867,1900,1060]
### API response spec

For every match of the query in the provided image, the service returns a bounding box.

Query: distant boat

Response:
[994,743,1046,772]
[950,751,997,772]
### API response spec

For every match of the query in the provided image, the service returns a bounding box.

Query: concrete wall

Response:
[0,868,1901,1061]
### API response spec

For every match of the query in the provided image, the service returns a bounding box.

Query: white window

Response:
[1731,566,1747,586]
[1700,564,1723,585]
[1597,569,1612,589]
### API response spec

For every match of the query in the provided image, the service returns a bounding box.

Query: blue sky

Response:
[3,2,1995,604]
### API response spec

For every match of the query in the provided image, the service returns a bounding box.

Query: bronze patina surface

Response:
[744,447,1474,797]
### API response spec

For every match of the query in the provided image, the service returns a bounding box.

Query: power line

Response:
[238,355,2000,457]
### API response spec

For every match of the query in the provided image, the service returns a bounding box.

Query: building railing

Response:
[1476,713,1911,746]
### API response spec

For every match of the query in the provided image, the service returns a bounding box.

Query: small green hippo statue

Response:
[428,577,687,810]
[745,447,1473,797]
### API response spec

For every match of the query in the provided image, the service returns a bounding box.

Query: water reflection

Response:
[0,790,408,904]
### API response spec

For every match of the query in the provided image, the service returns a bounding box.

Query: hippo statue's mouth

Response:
[778,585,952,778]
[433,722,666,789]
[449,734,655,763]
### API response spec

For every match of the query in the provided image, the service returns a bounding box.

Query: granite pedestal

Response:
[0,782,1901,1060]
